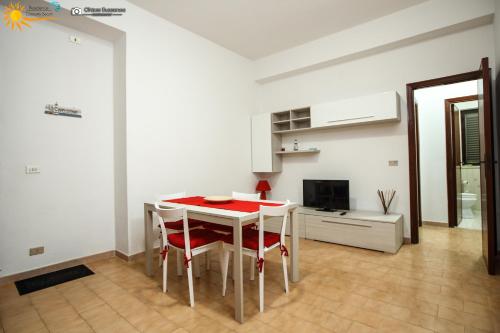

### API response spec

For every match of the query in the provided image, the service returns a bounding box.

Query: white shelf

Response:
[275,150,320,155]
[272,119,291,124]
[291,117,311,122]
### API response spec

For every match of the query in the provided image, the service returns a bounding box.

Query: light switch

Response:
[25,165,40,174]
[388,160,399,167]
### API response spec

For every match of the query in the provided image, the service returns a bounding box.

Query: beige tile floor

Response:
[1,226,499,333]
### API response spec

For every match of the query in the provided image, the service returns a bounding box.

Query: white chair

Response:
[157,192,205,276]
[155,202,221,307]
[232,191,260,200]
[221,201,291,312]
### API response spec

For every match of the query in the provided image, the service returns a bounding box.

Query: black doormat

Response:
[15,264,94,295]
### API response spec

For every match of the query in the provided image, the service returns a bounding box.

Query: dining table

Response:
[143,197,299,323]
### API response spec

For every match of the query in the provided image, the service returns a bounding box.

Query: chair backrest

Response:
[258,200,291,256]
[232,191,260,200]
[157,192,186,201]
[154,202,192,253]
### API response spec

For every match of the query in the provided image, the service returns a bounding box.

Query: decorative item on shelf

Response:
[293,139,298,151]
[280,147,285,151]
[44,102,82,118]
[377,189,396,215]
[256,180,271,200]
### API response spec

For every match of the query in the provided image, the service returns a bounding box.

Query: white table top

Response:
[147,199,298,222]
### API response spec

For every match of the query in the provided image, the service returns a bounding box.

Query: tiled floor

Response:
[1,226,499,333]
[458,210,482,230]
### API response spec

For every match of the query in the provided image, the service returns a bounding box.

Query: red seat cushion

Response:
[203,223,256,233]
[167,229,221,250]
[222,229,280,251]
[163,219,205,231]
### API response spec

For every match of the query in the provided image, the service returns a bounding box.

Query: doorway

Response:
[444,95,482,230]
[406,58,496,275]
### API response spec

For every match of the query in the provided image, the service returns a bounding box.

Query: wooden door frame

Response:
[444,95,478,228]
[406,70,481,243]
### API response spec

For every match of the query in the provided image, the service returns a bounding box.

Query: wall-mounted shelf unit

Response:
[272,107,311,133]
[275,150,320,155]
[252,91,400,172]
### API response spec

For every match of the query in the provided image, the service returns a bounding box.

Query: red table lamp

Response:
[256,180,271,200]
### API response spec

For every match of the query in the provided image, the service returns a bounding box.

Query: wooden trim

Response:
[403,237,411,244]
[406,70,481,244]
[115,247,160,263]
[479,58,497,275]
[423,220,448,227]
[0,250,115,286]
[444,95,478,228]
[115,250,129,262]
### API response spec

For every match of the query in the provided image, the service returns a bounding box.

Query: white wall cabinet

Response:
[251,113,282,172]
[311,91,400,128]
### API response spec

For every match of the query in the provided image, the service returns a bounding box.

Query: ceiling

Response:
[127,0,429,59]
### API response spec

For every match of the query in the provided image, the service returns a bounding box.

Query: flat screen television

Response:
[303,179,350,211]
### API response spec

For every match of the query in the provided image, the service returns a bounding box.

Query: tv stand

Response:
[316,208,337,212]
[301,207,403,253]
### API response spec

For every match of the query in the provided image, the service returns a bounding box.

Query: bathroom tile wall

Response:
[461,165,481,210]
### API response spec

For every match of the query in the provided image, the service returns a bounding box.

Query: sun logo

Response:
[3,1,54,31]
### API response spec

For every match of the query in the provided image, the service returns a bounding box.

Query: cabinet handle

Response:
[327,115,374,123]
[321,220,372,228]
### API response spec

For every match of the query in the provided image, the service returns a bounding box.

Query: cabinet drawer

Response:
[262,215,306,238]
[305,215,396,252]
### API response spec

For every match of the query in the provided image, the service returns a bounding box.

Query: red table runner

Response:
[163,196,282,213]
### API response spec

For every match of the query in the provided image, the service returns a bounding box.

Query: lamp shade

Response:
[256,180,271,191]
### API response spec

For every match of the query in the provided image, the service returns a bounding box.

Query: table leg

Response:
[290,209,300,282]
[233,220,244,323]
[145,205,154,277]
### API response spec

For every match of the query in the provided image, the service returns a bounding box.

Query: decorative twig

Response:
[378,189,396,214]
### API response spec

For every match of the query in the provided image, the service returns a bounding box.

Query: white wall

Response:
[415,81,478,223]
[255,0,495,82]
[59,0,257,255]
[256,25,495,238]
[0,22,115,276]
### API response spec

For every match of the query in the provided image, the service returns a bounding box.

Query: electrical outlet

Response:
[29,246,44,256]
[25,165,40,174]
[388,160,399,166]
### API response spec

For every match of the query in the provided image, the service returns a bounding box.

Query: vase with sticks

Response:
[377,189,396,215]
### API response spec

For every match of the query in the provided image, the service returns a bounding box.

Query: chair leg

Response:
[259,265,264,312]
[193,256,201,278]
[205,252,211,271]
[186,261,195,307]
[220,250,230,296]
[281,255,289,294]
[176,251,183,276]
[162,254,168,293]
[250,257,255,281]
[158,238,163,267]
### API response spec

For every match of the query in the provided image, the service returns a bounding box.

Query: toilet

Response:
[460,193,478,219]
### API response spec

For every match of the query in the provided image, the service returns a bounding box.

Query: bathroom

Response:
[455,100,482,230]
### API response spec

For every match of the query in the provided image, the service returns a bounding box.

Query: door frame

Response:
[407,70,481,243]
[444,95,478,228]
